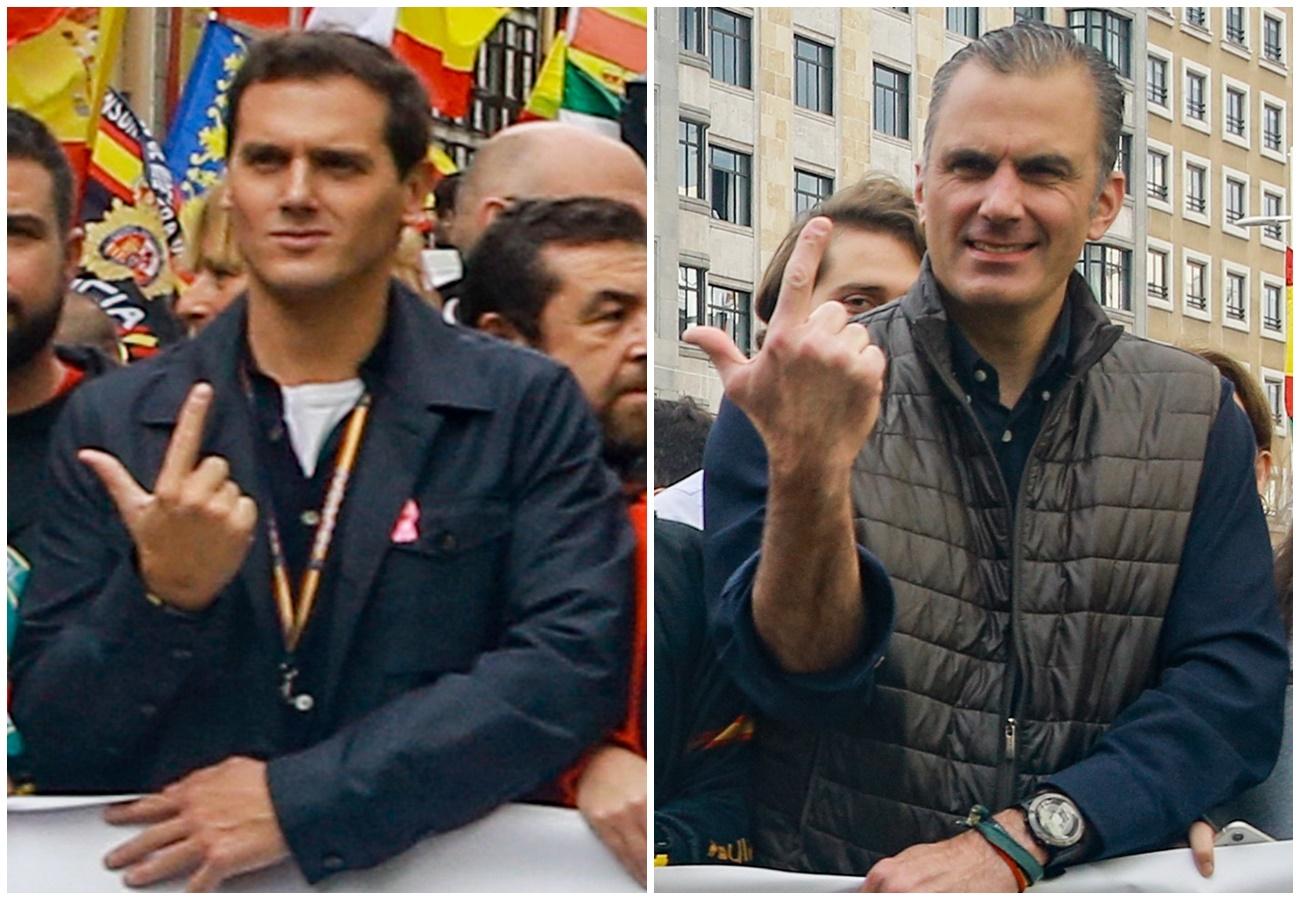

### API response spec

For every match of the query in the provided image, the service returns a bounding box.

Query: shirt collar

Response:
[948,300,1073,394]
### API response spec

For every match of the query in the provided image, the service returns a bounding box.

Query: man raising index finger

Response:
[702,20,1287,892]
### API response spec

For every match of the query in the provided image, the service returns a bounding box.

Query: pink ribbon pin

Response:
[391,499,420,543]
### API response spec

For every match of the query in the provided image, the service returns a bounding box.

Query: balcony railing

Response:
[1147,283,1169,299]
[1265,129,1282,151]
[1187,293,1207,310]
[1147,182,1168,201]
[1264,311,1283,330]
[1147,85,1167,105]
[1264,41,1283,62]
[1225,114,1245,135]
[1186,99,1205,119]
[1187,196,1206,213]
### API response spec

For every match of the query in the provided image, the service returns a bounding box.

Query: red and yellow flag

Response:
[391,8,508,118]
[7,8,125,189]
[567,7,646,74]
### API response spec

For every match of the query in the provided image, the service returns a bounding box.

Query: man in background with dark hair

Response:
[462,196,648,883]
[12,32,632,890]
[7,107,118,786]
[430,172,461,250]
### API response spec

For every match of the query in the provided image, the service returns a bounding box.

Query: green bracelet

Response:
[962,804,1045,886]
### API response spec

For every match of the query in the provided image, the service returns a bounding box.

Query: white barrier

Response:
[9,797,641,892]
[654,841,1292,893]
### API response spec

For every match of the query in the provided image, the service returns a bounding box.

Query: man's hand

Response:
[1188,820,1215,877]
[684,216,887,474]
[79,382,257,611]
[861,809,1045,892]
[103,756,289,892]
[574,744,647,886]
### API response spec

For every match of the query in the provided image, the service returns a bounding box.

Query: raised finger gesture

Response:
[79,382,257,612]
[683,217,887,471]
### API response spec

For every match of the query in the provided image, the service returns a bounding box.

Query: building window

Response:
[1116,133,1132,195]
[1077,243,1131,312]
[439,15,539,136]
[1067,9,1132,78]
[1224,7,1246,44]
[707,284,752,353]
[794,169,834,215]
[1015,8,1045,22]
[1263,14,1284,63]
[1186,164,1206,214]
[1225,272,1246,322]
[794,35,833,115]
[1264,192,1285,240]
[1147,55,1168,105]
[1264,283,1284,332]
[1226,177,1246,224]
[709,9,752,89]
[1225,87,1246,137]
[873,63,910,140]
[678,120,705,199]
[946,8,979,38]
[679,7,705,55]
[1185,7,1206,28]
[1147,248,1169,300]
[1185,70,1206,120]
[1264,104,1283,152]
[1186,259,1208,311]
[1147,149,1169,202]
[678,265,703,337]
[1265,377,1285,431]
[710,145,752,226]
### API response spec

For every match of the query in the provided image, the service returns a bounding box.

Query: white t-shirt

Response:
[280,379,366,477]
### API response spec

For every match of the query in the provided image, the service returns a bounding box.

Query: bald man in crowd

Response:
[440,122,646,305]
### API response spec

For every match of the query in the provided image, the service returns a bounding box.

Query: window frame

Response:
[945,7,980,39]
[1222,75,1251,150]
[1146,237,1174,311]
[1259,180,1288,251]
[1146,138,1173,213]
[1146,48,1173,118]
[872,62,911,141]
[708,143,753,227]
[794,167,835,216]
[677,118,707,201]
[1260,92,1287,164]
[1223,7,1248,49]
[1067,8,1132,79]
[1260,273,1286,341]
[708,8,753,90]
[1222,263,1250,332]
[679,7,705,56]
[1077,242,1132,313]
[1181,59,1212,134]
[1262,368,1288,439]
[1261,11,1286,73]
[793,33,834,116]
[1221,165,1250,239]
[705,281,753,355]
[1182,248,1213,322]
[676,263,705,339]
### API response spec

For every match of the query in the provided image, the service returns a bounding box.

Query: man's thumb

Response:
[78,449,148,514]
[682,326,748,382]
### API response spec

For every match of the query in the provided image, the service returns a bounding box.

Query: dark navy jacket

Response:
[11,284,634,882]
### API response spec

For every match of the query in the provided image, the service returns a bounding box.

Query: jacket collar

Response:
[900,255,1124,385]
[139,282,498,426]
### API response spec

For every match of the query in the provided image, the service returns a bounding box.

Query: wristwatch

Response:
[1017,791,1086,861]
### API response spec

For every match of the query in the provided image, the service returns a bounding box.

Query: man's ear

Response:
[913,159,926,226]
[1086,170,1126,240]
[62,227,84,284]
[474,311,528,346]
[401,160,435,229]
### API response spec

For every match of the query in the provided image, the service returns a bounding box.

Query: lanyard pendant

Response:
[279,661,316,713]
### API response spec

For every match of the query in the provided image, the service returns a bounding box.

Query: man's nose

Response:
[281,158,315,211]
[626,307,648,361]
[978,161,1025,223]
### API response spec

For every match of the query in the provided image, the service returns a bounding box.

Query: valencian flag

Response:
[76,89,186,361]
[7,8,125,192]
[523,9,646,135]
[164,16,248,218]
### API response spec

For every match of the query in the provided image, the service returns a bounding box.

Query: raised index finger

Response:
[768,216,833,335]
[155,382,214,494]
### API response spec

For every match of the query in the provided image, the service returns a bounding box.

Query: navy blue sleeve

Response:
[1047,379,1289,861]
[702,399,895,726]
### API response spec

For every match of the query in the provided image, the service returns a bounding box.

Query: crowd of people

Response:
[9,28,648,890]
[653,19,1290,893]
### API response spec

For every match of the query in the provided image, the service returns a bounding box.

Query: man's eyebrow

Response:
[1014,153,1078,177]
[833,282,886,294]
[309,147,375,170]
[581,289,641,315]
[7,212,48,234]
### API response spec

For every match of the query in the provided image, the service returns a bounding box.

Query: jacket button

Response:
[170,647,193,661]
[438,531,458,552]
[322,853,345,872]
[139,703,158,718]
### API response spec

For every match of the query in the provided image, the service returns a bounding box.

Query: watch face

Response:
[1032,794,1084,847]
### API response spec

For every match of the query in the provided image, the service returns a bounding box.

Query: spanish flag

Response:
[568,7,646,74]
[391,8,509,119]
[7,8,125,190]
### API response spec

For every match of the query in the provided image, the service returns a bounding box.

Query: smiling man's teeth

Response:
[972,241,1031,253]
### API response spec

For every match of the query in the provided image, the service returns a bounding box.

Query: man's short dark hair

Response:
[226,30,431,176]
[460,197,646,344]
[8,107,75,233]
[433,172,462,214]
[654,397,714,488]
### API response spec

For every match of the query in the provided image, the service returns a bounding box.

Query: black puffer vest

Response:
[753,264,1221,874]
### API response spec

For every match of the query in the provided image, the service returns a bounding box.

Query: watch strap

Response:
[964,804,1046,886]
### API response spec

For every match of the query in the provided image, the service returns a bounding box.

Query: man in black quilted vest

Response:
[688,21,1288,891]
